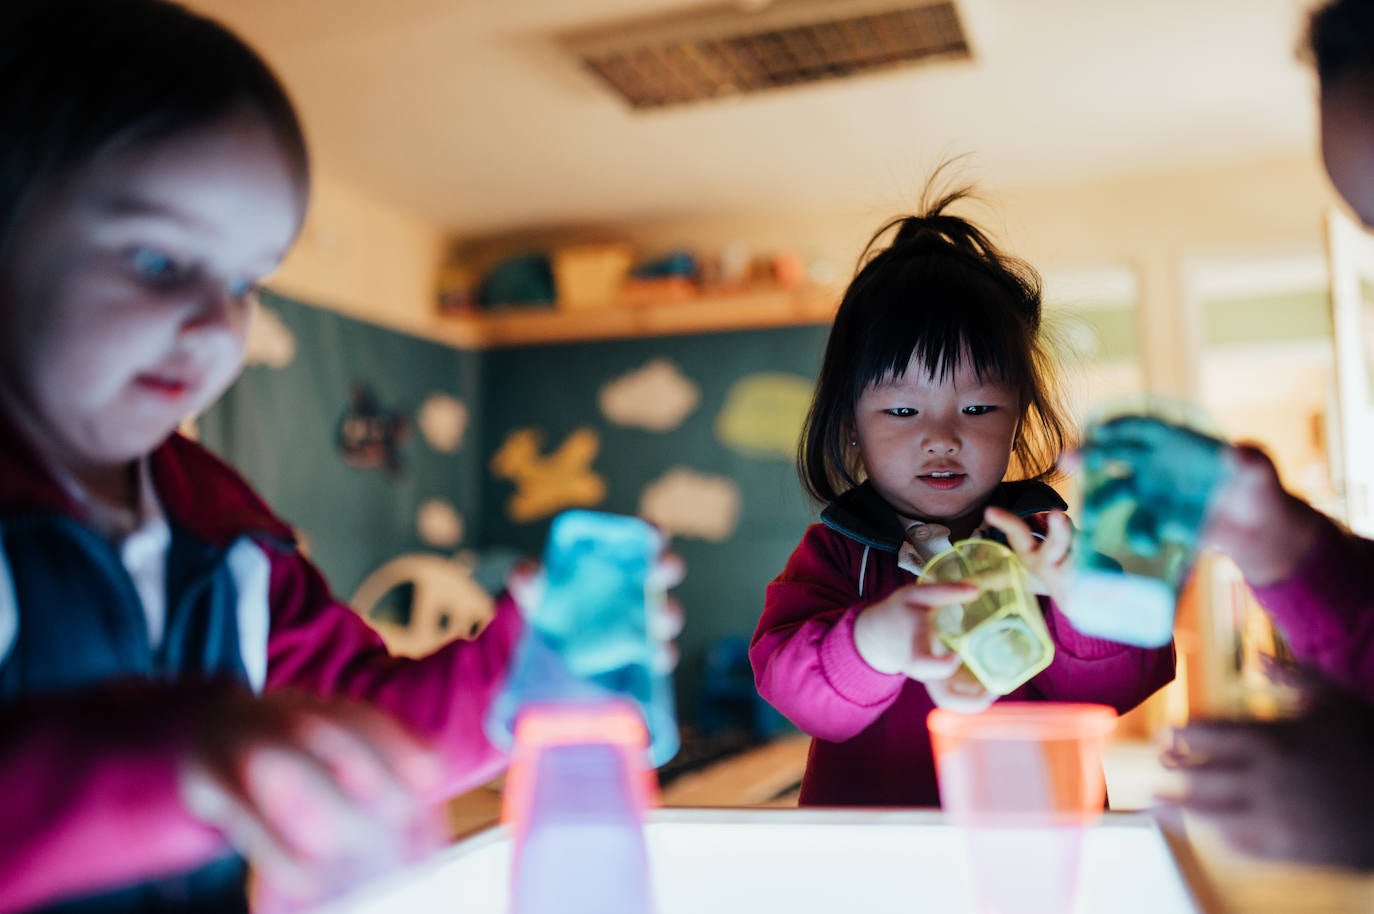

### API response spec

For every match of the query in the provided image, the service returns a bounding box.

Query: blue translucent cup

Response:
[1067,402,1232,647]
[485,510,679,767]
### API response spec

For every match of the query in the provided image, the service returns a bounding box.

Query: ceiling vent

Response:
[563,0,971,110]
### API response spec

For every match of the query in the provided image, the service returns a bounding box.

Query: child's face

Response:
[852,353,1020,538]
[0,112,302,478]
[1322,75,1374,228]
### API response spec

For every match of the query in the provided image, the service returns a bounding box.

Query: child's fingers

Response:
[982,506,1036,555]
[1040,511,1073,565]
[1170,722,1268,768]
[906,606,962,681]
[895,581,979,608]
[650,596,685,641]
[648,551,686,590]
[925,667,996,714]
[293,707,440,810]
[652,641,680,674]
[908,651,963,682]
[240,744,381,860]
[181,768,318,897]
[1167,767,1253,814]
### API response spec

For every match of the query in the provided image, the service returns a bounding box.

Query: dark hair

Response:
[0,0,309,268]
[797,183,1071,504]
[1307,0,1374,88]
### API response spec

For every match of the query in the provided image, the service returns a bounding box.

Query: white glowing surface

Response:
[315,810,1200,913]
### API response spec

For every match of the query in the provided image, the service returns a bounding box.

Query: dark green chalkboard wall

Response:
[198,291,486,598]
[202,291,830,723]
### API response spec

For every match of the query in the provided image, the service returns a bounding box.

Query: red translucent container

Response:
[928,703,1119,914]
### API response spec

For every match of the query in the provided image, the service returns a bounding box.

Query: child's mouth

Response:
[135,374,191,398]
[919,472,965,490]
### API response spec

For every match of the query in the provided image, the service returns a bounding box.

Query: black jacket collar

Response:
[820,479,1067,553]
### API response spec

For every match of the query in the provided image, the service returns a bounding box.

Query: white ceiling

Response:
[187,0,1322,236]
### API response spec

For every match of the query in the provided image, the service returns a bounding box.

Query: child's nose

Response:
[922,426,960,455]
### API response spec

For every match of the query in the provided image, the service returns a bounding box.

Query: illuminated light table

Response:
[313,808,1201,913]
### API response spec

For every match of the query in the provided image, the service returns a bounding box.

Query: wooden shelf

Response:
[424,285,840,349]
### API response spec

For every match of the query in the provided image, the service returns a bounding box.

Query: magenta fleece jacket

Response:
[0,429,522,912]
[751,482,1176,807]
[1250,511,1374,702]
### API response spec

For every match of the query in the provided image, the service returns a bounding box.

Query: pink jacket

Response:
[1250,511,1374,701]
[752,482,1176,807]
[0,428,521,911]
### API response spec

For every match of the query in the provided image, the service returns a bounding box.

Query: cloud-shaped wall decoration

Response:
[639,467,741,542]
[418,393,469,454]
[417,498,464,548]
[714,372,814,460]
[600,358,700,432]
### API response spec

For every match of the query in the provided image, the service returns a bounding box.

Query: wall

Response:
[273,171,449,339]
[199,291,485,600]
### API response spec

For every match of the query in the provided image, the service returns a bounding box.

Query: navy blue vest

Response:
[1,514,253,913]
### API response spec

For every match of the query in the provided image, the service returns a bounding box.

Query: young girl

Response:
[750,188,1176,807]
[0,2,681,911]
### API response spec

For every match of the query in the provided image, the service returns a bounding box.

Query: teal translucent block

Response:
[1069,414,1231,647]
[485,510,680,767]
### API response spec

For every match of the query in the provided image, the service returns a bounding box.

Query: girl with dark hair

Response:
[750,186,1175,807]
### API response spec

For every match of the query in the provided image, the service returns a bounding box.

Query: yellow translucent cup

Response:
[921,539,1055,695]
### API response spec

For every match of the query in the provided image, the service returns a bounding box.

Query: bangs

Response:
[846,253,1032,401]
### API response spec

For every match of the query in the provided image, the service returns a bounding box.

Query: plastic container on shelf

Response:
[553,243,634,310]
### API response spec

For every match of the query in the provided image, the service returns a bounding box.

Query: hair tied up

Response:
[889,189,997,260]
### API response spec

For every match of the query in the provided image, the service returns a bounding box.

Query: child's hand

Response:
[1200,444,1324,587]
[1161,696,1374,868]
[846,585,989,698]
[853,581,997,713]
[923,664,999,714]
[178,690,443,901]
[982,506,1072,608]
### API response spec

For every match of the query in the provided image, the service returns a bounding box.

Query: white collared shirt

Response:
[57,461,171,649]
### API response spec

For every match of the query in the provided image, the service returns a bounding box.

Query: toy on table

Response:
[500,702,656,914]
[484,510,677,914]
[921,539,1055,695]
[1068,410,1232,648]
[485,509,678,765]
[928,702,1118,914]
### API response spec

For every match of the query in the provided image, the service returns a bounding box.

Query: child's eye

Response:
[963,405,996,416]
[126,247,184,285]
[885,407,918,417]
